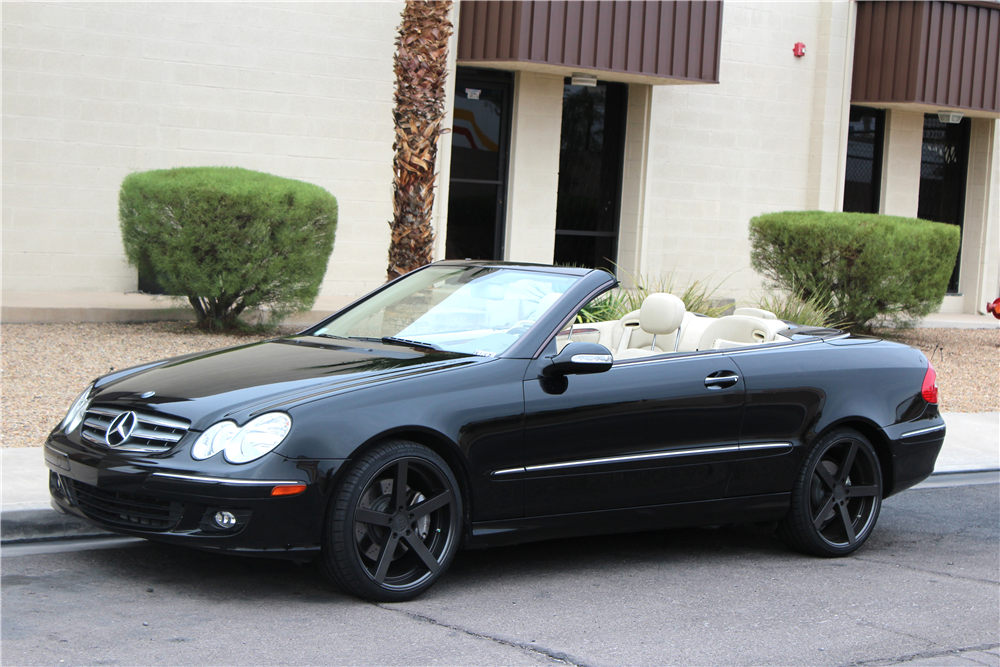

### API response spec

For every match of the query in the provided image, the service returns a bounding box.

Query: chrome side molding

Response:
[900,424,946,439]
[492,441,793,477]
[148,472,303,486]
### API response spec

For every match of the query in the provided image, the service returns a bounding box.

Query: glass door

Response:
[445,69,513,261]
[918,115,970,293]
[554,80,628,271]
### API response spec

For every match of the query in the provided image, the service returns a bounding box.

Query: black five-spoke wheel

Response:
[778,427,883,557]
[321,440,462,602]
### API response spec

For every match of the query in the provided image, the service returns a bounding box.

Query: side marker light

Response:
[271,484,307,497]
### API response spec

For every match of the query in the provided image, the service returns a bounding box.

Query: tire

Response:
[778,427,883,557]
[320,440,462,602]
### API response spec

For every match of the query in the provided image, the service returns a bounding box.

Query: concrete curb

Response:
[1,505,112,544]
[1,305,195,325]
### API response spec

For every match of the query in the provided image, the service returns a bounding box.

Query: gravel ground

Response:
[1,322,299,449]
[876,326,999,413]
[1,322,997,449]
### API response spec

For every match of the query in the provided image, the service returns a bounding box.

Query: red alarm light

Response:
[793,42,806,57]
[987,297,1000,319]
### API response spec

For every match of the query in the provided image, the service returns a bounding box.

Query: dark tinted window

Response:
[554,81,627,271]
[918,115,969,293]
[843,106,884,214]
[446,71,513,261]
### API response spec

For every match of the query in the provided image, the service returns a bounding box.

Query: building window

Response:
[445,69,513,262]
[553,80,628,271]
[843,106,885,214]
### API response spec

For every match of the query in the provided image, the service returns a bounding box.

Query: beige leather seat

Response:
[733,307,777,320]
[696,315,773,351]
[615,293,686,360]
[676,312,714,352]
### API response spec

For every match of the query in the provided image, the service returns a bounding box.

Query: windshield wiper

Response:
[381,336,442,351]
[315,334,382,343]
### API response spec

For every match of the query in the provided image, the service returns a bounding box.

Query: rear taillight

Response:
[921,361,939,404]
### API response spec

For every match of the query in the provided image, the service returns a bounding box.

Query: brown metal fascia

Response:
[910,1,929,102]
[852,0,999,114]
[954,0,1000,10]
[456,0,722,85]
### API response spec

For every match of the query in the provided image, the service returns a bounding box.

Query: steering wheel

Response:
[506,320,535,335]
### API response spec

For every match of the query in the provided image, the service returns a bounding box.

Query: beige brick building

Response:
[3,1,998,316]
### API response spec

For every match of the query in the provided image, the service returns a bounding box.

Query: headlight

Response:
[60,384,93,434]
[190,413,292,464]
[191,421,239,460]
[225,413,293,464]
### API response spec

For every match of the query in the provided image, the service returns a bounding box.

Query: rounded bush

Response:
[749,211,960,331]
[119,167,337,330]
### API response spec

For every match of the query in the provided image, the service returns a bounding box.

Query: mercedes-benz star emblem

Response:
[106,411,138,447]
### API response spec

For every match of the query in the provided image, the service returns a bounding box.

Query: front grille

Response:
[64,477,182,531]
[80,405,189,453]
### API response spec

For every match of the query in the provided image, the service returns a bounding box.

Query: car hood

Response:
[89,336,483,429]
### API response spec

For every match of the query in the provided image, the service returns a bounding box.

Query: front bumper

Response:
[45,436,345,560]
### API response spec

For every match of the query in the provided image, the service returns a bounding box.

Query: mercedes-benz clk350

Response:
[46,261,945,601]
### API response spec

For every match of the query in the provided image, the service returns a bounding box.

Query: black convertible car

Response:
[46,261,945,601]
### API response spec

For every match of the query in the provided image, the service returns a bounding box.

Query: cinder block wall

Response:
[640,1,853,301]
[2,1,404,297]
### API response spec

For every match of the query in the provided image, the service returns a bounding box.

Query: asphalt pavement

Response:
[2,482,997,666]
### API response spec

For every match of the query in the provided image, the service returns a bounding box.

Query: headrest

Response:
[639,293,686,335]
[733,307,777,320]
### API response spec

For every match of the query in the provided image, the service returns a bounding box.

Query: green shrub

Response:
[120,167,337,330]
[749,211,959,331]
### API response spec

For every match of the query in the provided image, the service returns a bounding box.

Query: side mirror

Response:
[541,342,613,377]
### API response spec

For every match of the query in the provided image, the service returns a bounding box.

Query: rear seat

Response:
[676,313,714,352]
[695,312,792,350]
[696,315,771,350]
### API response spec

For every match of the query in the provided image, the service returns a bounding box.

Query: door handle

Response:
[705,373,739,389]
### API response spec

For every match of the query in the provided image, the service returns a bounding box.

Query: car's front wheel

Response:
[321,440,462,602]
[778,427,883,557]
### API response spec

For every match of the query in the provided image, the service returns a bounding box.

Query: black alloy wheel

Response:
[321,440,462,602]
[778,427,883,557]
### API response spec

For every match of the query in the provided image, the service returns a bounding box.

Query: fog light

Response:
[214,511,237,529]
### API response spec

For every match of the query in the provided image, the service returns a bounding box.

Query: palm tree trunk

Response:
[387,0,454,281]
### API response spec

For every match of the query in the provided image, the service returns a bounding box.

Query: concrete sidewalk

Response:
[918,312,1000,328]
[1,291,356,326]
[2,412,997,544]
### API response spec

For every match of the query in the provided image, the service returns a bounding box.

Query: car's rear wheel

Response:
[778,427,882,557]
[321,440,462,602]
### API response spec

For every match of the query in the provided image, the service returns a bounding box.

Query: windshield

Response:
[311,266,580,357]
